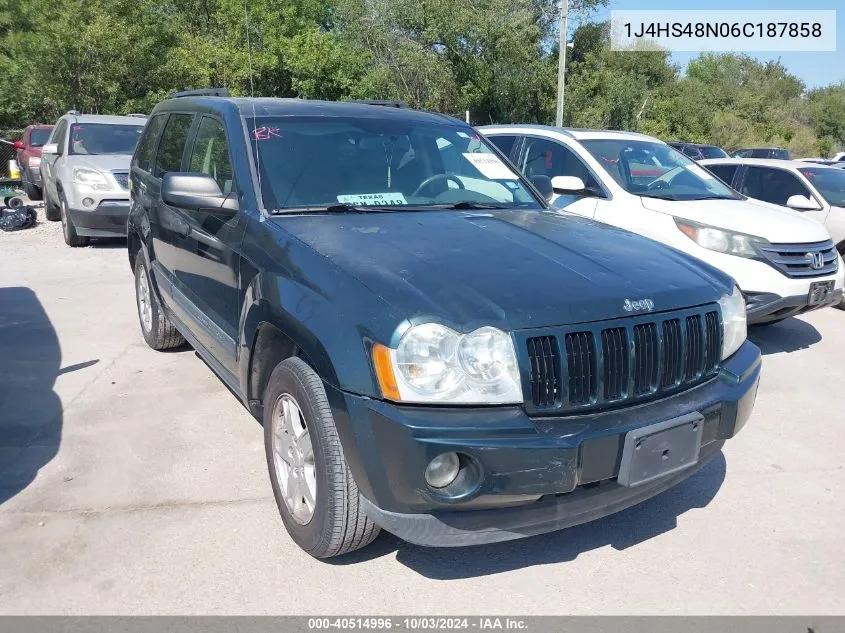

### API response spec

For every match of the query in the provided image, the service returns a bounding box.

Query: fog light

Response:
[424,452,460,489]
[82,197,95,207]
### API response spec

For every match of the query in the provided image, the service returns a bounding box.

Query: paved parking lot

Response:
[1,217,844,615]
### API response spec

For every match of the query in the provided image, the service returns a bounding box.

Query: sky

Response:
[589,0,844,89]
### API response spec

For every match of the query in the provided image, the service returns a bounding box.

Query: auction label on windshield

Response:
[463,153,518,180]
[610,10,836,52]
[337,192,408,205]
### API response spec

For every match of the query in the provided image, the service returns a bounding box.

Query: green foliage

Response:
[0,2,842,161]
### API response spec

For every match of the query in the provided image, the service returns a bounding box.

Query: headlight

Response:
[72,167,110,190]
[718,286,747,360]
[675,218,768,257]
[372,323,522,404]
[28,156,41,168]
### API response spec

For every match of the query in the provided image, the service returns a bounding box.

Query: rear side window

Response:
[188,117,234,194]
[29,128,51,147]
[706,164,739,185]
[154,114,193,177]
[134,114,167,173]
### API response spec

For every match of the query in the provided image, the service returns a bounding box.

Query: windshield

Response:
[30,128,52,147]
[69,123,144,156]
[800,167,845,207]
[580,139,742,201]
[699,146,728,159]
[247,116,541,212]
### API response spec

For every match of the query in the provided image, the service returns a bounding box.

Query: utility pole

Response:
[554,0,569,128]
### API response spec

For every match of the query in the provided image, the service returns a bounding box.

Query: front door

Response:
[42,119,68,203]
[516,137,602,218]
[173,115,246,373]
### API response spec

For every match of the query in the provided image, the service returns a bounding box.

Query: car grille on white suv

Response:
[758,240,838,278]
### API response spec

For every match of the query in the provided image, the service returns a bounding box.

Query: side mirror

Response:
[41,143,58,155]
[551,175,587,194]
[786,194,821,211]
[161,172,239,214]
[13,140,24,151]
[530,175,554,201]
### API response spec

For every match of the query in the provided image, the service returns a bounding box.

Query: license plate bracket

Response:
[808,280,834,306]
[618,412,704,488]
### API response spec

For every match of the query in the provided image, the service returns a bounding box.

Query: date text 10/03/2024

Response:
[307,618,529,630]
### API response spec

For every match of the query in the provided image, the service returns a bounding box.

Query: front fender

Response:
[238,271,392,399]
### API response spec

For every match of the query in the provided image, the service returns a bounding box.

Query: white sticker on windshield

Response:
[336,192,408,206]
[462,153,518,180]
[686,164,715,180]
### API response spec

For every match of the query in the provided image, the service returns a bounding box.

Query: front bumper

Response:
[745,288,844,324]
[68,200,129,237]
[328,341,762,547]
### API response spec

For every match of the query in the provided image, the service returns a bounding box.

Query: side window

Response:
[706,164,739,186]
[154,114,194,178]
[521,138,601,192]
[52,120,68,154]
[487,135,518,158]
[741,167,812,206]
[188,117,234,194]
[133,114,167,173]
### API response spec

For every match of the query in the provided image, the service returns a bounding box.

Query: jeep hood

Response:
[639,196,830,243]
[272,210,731,331]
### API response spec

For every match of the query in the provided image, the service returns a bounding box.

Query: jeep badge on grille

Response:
[623,298,655,312]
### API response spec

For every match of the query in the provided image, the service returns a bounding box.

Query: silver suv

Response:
[40,112,146,246]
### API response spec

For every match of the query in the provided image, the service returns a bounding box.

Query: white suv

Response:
[480,126,844,325]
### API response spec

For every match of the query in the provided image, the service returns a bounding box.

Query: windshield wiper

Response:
[687,195,740,201]
[434,201,509,210]
[638,192,684,201]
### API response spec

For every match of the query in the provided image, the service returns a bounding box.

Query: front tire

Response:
[264,357,380,558]
[133,256,185,350]
[60,193,89,247]
[44,190,60,221]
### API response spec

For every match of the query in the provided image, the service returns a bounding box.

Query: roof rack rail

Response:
[168,88,232,99]
[66,110,80,116]
[125,113,149,118]
[347,100,407,108]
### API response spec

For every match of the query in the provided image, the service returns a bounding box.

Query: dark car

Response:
[667,142,729,161]
[13,124,53,200]
[733,147,791,160]
[127,91,762,558]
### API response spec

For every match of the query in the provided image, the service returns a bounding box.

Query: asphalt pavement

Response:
[1,218,843,614]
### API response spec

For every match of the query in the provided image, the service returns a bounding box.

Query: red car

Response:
[13,124,53,200]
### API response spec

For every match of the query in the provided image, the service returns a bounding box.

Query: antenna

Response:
[244,0,262,212]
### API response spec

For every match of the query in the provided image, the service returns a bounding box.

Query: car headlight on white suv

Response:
[719,286,747,360]
[675,218,768,258]
[72,167,110,191]
[372,323,522,404]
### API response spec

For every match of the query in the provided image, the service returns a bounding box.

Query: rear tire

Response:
[133,256,185,350]
[60,193,89,247]
[23,172,42,201]
[264,357,380,558]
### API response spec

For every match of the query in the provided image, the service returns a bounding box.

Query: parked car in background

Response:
[798,159,845,169]
[480,125,844,325]
[667,142,728,160]
[733,147,791,160]
[13,124,53,200]
[832,152,845,162]
[127,92,761,558]
[701,157,845,309]
[40,112,146,246]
